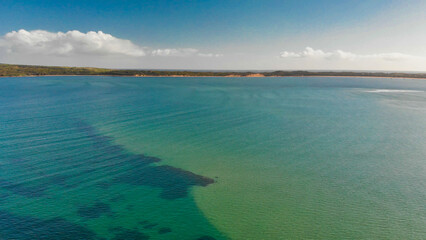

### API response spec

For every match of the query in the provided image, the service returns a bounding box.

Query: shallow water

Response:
[0,76,425,239]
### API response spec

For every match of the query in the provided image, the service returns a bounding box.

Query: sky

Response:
[0,0,425,71]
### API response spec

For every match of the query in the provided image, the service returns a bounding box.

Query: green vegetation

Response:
[0,64,110,77]
[1,63,425,79]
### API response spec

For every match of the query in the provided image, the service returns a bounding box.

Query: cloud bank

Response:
[151,48,222,57]
[0,29,147,57]
[0,29,221,58]
[280,47,419,61]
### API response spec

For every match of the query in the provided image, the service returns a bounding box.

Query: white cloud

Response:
[198,53,223,58]
[280,47,419,61]
[151,48,198,57]
[151,48,222,57]
[0,29,221,58]
[281,47,332,59]
[0,29,147,57]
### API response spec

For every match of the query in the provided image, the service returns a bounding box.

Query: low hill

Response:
[1,63,425,79]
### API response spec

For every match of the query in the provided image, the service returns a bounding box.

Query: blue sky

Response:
[0,0,425,70]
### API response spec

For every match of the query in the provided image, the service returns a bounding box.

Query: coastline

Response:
[1,74,426,80]
[2,63,426,80]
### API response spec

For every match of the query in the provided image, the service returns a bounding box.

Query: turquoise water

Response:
[0,76,425,239]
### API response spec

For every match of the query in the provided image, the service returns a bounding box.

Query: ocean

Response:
[0,76,425,239]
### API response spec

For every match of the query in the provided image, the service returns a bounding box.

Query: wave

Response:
[365,89,424,93]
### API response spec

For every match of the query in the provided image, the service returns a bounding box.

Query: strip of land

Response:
[1,63,425,79]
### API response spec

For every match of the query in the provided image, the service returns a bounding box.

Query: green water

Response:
[0,76,425,239]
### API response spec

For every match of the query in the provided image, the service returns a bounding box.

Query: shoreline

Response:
[1,74,426,80]
[2,64,425,80]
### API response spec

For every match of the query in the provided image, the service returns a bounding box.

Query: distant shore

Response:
[2,74,426,81]
[1,63,426,80]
